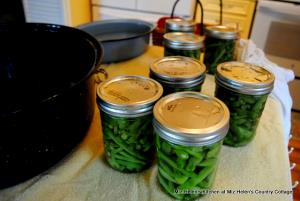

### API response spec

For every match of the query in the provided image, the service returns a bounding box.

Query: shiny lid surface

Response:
[205,25,238,40]
[215,61,275,95]
[163,32,203,50]
[150,56,206,81]
[165,18,196,32]
[153,92,229,146]
[97,75,163,116]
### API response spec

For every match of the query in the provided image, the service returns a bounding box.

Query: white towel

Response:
[238,39,295,145]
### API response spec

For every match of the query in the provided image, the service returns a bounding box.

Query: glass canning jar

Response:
[163,32,204,60]
[204,25,239,74]
[153,92,229,200]
[150,56,206,95]
[215,61,275,147]
[97,75,163,172]
[165,18,196,33]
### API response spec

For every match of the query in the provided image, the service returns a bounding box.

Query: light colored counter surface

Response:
[0,46,293,201]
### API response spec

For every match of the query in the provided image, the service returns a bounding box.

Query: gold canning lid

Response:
[153,92,229,146]
[97,75,163,117]
[215,61,275,95]
[150,56,206,88]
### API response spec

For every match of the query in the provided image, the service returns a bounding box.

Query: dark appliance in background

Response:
[0,1,26,24]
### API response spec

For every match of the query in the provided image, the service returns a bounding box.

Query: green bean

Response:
[178,166,215,190]
[175,149,189,160]
[215,84,268,147]
[155,134,161,149]
[111,147,123,154]
[105,128,145,160]
[198,170,216,189]
[158,172,184,200]
[114,158,143,170]
[155,135,222,200]
[198,158,217,167]
[118,151,147,164]
[159,162,188,184]
[169,143,204,158]
[101,112,154,172]
[185,148,205,158]
[162,141,172,155]
[176,158,186,169]
[186,156,204,172]
[204,37,236,74]
[117,119,128,129]
[157,151,195,177]
[164,47,200,60]
[159,167,178,184]
[206,145,221,158]
[128,119,143,133]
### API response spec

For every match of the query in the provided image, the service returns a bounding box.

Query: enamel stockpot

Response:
[0,23,103,189]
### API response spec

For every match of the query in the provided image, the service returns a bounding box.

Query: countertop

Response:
[0,46,293,201]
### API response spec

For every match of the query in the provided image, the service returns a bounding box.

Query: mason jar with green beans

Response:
[163,32,204,60]
[165,18,196,33]
[215,62,275,147]
[204,25,239,74]
[153,92,229,200]
[150,56,206,95]
[97,75,163,172]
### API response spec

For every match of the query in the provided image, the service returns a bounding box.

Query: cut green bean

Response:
[215,84,268,147]
[178,166,215,190]
[204,37,236,74]
[101,112,154,172]
[155,134,222,200]
[164,46,201,60]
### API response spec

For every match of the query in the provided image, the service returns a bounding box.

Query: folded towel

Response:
[0,45,292,201]
[238,39,295,145]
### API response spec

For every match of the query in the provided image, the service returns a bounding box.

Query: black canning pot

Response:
[0,23,103,189]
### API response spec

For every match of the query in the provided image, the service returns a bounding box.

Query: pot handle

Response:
[94,68,108,84]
